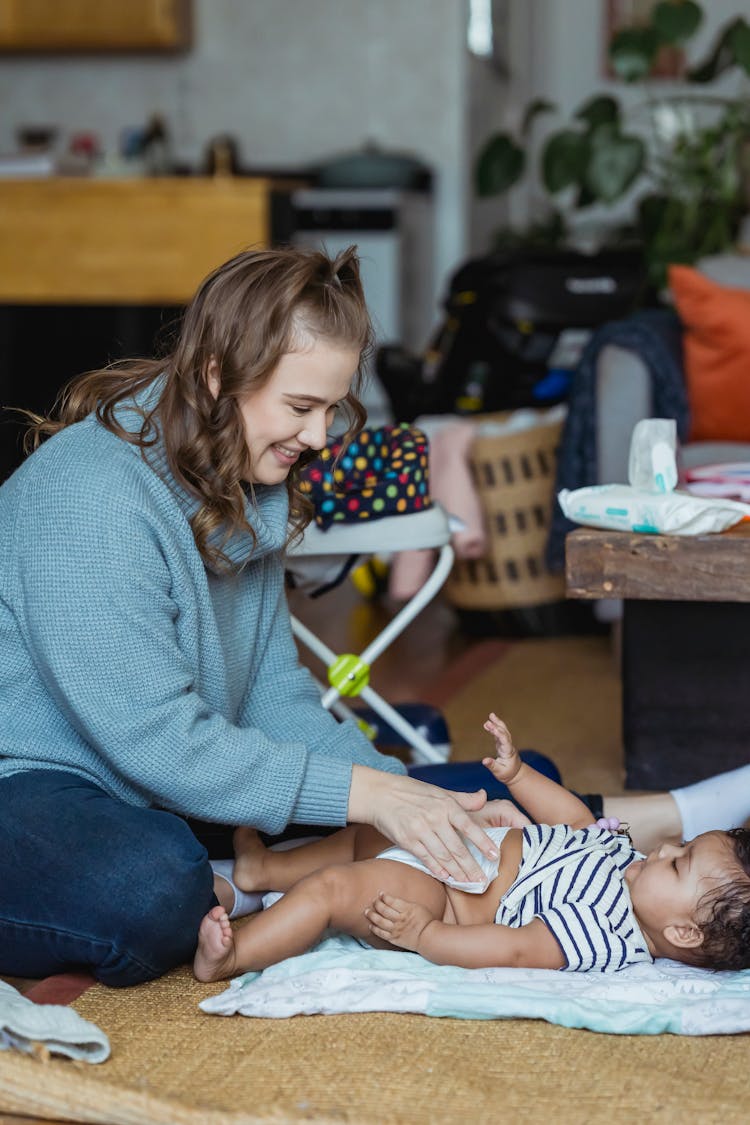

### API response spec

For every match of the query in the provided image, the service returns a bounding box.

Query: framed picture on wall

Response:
[605,0,686,79]
[0,0,192,54]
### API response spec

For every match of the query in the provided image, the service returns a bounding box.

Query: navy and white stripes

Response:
[496,824,651,972]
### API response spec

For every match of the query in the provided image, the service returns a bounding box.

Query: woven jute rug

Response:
[2,964,748,1125]
[2,636,747,1124]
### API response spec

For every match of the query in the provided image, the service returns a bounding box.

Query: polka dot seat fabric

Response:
[299,424,432,530]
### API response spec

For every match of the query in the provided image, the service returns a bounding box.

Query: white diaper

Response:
[376,826,510,893]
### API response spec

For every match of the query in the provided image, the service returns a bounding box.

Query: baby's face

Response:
[624,831,735,938]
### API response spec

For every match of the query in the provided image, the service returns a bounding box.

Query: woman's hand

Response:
[482,712,522,786]
[365,892,435,953]
[348,766,496,883]
[472,798,531,830]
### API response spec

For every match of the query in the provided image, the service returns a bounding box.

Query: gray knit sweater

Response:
[0,408,404,833]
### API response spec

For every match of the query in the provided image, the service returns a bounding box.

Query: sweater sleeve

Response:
[9,443,398,834]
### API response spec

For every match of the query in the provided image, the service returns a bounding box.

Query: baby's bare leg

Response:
[194,858,447,982]
[233,824,390,892]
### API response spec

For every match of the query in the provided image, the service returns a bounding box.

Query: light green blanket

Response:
[200,934,750,1036]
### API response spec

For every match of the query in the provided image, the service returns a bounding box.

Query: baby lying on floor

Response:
[194,714,750,981]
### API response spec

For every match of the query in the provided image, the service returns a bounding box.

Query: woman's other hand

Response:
[348,766,496,884]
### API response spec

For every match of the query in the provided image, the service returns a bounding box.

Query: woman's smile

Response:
[271,442,302,464]
[237,339,359,486]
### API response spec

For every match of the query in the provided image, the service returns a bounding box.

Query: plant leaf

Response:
[728,18,750,75]
[575,183,598,209]
[521,98,556,138]
[585,132,645,202]
[637,193,672,242]
[687,18,741,82]
[541,130,589,194]
[652,1,702,45]
[588,121,618,150]
[475,134,525,197]
[609,27,661,82]
[575,95,620,130]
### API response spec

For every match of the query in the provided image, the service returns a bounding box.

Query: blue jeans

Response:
[0,770,216,987]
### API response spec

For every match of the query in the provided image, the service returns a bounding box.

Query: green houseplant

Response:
[476,1,750,286]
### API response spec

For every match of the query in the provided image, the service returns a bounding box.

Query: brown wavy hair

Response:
[24,246,370,569]
[691,828,750,972]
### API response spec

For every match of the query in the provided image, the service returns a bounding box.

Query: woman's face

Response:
[236,339,360,486]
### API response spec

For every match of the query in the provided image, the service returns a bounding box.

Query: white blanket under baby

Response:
[200,934,750,1036]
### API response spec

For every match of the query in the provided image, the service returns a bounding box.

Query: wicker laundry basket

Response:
[444,412,566,610]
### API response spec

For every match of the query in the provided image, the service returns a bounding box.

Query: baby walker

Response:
[286,424,454,766]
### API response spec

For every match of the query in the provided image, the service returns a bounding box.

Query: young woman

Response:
[0,246,499,987]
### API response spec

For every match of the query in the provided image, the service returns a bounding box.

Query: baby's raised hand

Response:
[365,892,435,953]
[482,712,521,784]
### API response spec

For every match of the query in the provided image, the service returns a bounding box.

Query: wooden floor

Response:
[288,579,478,705]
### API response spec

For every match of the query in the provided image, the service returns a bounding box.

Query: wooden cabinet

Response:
[0,175,299,481]
[0,177,279,304]
[0,0,191,53]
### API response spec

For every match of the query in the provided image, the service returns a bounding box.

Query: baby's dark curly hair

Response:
[692,828,750,971]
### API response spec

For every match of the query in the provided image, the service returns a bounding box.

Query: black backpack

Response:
[377,246,646,422]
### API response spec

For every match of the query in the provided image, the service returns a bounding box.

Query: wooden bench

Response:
[566,523,750,789]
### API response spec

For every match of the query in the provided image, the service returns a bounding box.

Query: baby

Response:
[194,714,750,981]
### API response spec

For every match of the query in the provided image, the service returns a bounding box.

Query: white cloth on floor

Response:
[199,934,750,1036]
[0,979,109,1063]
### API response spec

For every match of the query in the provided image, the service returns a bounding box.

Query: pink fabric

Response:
[389,419,487,601]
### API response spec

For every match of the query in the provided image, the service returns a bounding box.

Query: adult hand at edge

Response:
[347,765,495,883]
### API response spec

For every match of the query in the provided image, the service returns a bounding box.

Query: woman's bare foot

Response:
[232,826,268,891]
[193,906,237,983]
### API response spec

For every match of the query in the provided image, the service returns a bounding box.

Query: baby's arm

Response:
[482,713,592,829]
[366,893,564,970]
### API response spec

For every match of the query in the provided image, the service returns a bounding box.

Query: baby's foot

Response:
[193,906,236,983]
[232,826,268,891]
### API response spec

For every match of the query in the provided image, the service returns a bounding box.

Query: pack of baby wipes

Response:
[559,419,750,535]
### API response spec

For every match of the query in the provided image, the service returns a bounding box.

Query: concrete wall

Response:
[2,1,742,298]
[528,0,745,117]
[518,0,750,237]
[0,0,470,313]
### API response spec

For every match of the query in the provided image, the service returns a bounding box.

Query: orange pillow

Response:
[668,264,750,442]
